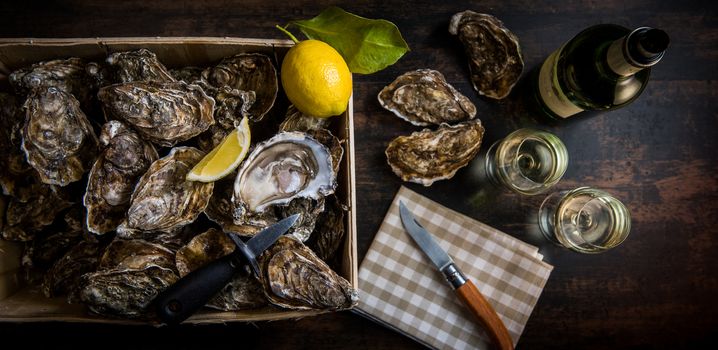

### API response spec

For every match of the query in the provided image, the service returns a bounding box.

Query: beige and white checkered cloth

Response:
[355,186,553,349]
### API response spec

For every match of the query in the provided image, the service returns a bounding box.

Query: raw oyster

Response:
[175,228,235,277]
[307,195,346,262]
[42,239,101,297]
[196,87,256,151]
[98,239,175,271]
[202,53,277,121]
[378,69,476,126]
[117,147,214,239]
[9,57,96,108]
[170,66,205,84]
[84,121,159,235]
[279,105,329,132]
[98,81,215,147]
[204,175,265,236]
[106,49,175,83]
[232,132,336,224]
[449,11,523,99]
[2,183,73,241]
[0,93,32,197]
[385,119,485,186]
[22,86,99,186]
[207,272,268,311]
[258,236,357,310]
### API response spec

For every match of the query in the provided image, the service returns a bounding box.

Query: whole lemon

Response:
[281,40,352,118]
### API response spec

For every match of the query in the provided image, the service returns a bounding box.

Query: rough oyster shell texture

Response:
[279,105,329,132]
[307,195,346,262]
[0,93,32,197]
[197,87,256,152]
[232,132,337,224]
[9,57,97,109]
[449,11,524,99]
[385,119,485,186]
[98,81,215,147]
[378,69,477,126]
[259,236,357,310]
[106,49,176,83]
[202,53,277,121]
[117,147,214,239]
[204,175,263,236]
[84,121,159,235]
[22,86,99,186]
[42,239,101,298]
[2,180,73,242]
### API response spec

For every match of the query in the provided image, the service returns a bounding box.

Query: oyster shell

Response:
[42,239,101,298]
[23,207,84,269]
[175,228,235,277]
[98,239,175,271]
[204,175,265,236]
[22,86,99,186]
[9,57,96,108]
[307,195,346,262]
[117,147,214,239]
[202,53,277,121]
[98,81,215,147]
[0,93,32,197]
[106,49,176,83]
[206,272,268,311]
[196,87,256,152]
[378,69,477,126]
[278,197,325,242]
[258,236,357,310]
[2,183,73,241]
[449,11,523,99]
[306,128,344,174]
[169,66,205,84]
[279,105,329,132]
[232,132,336,224]
[385,119,485,186]
[84,121,159,235]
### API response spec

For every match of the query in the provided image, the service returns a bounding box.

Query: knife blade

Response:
[155,214,300,324]
[399,201,514,350]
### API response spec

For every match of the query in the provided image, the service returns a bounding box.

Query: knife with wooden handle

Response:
[399,201,514,350]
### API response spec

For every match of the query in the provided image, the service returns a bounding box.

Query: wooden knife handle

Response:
[456,280,514,350]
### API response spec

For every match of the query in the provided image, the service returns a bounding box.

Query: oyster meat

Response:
[98,81,215,147]
[106,49,176,83]
[9,57,96,109]
[84,121,159,235]
[385,119,485,186]
[378,69,477,126]
[202,53,277,121]
[258,236,357,310]
[449,11,523,99]
[307,195,346,262]
[42,239,101,298]
[117,147,214,240]
[232,132,336,224]
[279,105,330,132]
[0,93,32,197]
[22,86,99,186]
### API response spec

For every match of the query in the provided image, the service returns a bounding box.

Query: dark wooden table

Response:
[1,1,716,348]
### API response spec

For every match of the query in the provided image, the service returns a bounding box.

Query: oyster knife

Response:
[398,201,513,350]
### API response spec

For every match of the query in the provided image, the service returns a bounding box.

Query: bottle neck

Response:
[606,27,669,76]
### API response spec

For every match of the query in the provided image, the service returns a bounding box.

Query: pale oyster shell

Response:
[449,11,523,99]
[22,86,99,186]
[84,121,159,235]
[98,81,215,147]
[385,119,485,186]
[378,69,476,126]
[106,49,176,83]
[232,132,336,224]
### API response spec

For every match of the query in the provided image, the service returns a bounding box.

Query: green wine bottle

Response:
[531,25,669,119]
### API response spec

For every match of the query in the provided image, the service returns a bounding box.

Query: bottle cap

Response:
[626,27,670,66]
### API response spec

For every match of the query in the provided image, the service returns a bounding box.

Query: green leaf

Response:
[290,7,409,74]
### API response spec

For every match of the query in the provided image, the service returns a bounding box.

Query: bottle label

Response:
[606,39,643,76]
[538,47,583,118]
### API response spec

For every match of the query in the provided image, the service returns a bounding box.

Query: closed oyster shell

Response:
[2,182,73,241]
[232,132,336,224]
[22,86,99,186]
[175,228,235,277]
[98,239,176,271]
[42,239,101,298]
[279,105,329,132]
[9,57,96,108]
[202,53,277,121]
[197,87,256,151]
[258,236,357,310]
[385,119,485,186]
[0,93,33,197]
[23,207,85,268]
[378,69,477,126]
[449,11,523,99]
[307,195,346,262]
[106,49,175,83]
[169,66,205,84]
[278,197,325,242]
[98,81,215,147]
[206,272,267,311]
[204,175,264,236]
[84,121,158,235]
[117,147,214,239]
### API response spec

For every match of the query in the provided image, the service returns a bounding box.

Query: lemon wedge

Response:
[187,117,251,182]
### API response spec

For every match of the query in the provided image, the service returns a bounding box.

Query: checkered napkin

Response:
[355,186,553,349]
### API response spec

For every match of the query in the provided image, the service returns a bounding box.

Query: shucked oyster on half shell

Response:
[22,86,99,186]
[386,119,485,186]
[106,49,176,83]
[84,121,159,235]
[378,69,477,126]
[117,147,214,241]
[449,11,524,99]
[98,81,215,147]
[232,131,336,225]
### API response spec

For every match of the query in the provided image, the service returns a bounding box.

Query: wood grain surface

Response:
[1,0,716,349]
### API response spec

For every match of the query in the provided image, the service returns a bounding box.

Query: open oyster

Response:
[378,69,476,126]
[202,53,277,121]
[279,105,329,132]
[306,128,344,174]
[42,239,101,298]
[258,236,357,310]
[98,81,215,147]
[385,119,485,186]
[117,147,214,240]
[232,132,336,224]
[449,11,523,99]
[0,93,32,197]
[9,57,96,109]
[84,121,158,235]
[22,86,99,186]
[106,49,176,83]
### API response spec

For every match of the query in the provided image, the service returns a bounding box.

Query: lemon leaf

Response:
[290,6,409,74]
